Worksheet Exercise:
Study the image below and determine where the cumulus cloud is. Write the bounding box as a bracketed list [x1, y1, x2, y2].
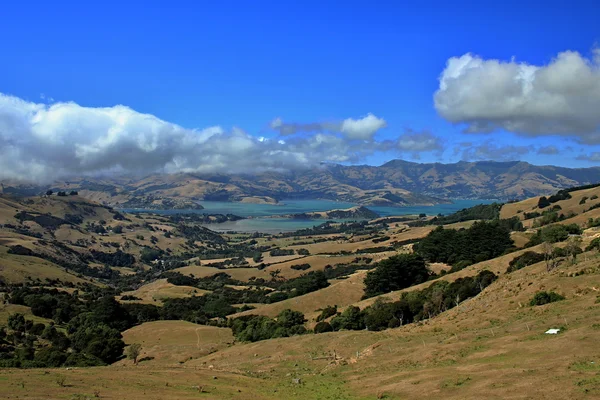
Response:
[269, 117, 338, 136]
[396, 129, 444, 153]
[459, 141, 533, 161]
[576, 152, 600, 162]
[0, 93, 401, 183]
[269, 113, 386, 140]
[434, 49, 600, 142]
[340, 113, 387, 140]
[537, 145, 560, 155]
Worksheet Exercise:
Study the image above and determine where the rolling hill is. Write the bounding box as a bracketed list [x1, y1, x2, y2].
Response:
[1, 185, 599, 399]
[4, 160, 600, 208]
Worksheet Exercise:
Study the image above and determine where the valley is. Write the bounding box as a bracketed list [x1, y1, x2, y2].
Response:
[0, 183, 599, 399]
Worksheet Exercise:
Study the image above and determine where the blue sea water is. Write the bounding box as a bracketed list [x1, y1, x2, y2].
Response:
[124, 199, 497, 233]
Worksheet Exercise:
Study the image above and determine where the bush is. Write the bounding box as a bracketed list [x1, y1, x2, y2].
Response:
[314, 321, 333, 334]
[316, 305, 337, 322]
[290, 263, 311, 271]
[269, 249, 294, 257]
[586, 237, 600, 251]
[507, 251, 545, 273]
[538, 196, 551, 208]
[330, 306, 365, 331]
[229, 309, 307, 342]
[530, 291, 565, 306]
[526, 224, 582, 247]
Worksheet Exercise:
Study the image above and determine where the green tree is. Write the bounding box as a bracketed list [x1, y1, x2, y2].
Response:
[8, 313, 26, 332]
[530, 291, 565, 306]
[538, 196, 551, 208]
[363, 254, 431, 298]
[313, 321, 333, 334]
[276, 309, 306, 328]
[126, 343, 142, 364]
[330, 306, 365, 331]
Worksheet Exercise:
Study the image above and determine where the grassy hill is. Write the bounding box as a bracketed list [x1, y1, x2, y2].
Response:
[6, 160, 600, 209]
[0, 188, 599, 399]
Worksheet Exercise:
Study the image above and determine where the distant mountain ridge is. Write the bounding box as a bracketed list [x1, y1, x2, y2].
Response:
[2, 160, 600, 207]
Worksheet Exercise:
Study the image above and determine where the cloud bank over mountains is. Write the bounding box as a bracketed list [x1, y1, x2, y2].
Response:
[1, 48, 598, 183]
[0, 93, 434, 182]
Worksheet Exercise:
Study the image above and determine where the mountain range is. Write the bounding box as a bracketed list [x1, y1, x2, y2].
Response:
[2, 160, 600, 208]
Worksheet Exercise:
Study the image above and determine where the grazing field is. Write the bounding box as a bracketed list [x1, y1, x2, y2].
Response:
[1, 190, 599, 399]
[119, 279, 210, 305]
[120, 321, 234, 365]
[0, 244, 88, 285]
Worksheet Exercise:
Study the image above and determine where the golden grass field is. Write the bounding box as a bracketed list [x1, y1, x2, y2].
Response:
[119, 279, 210, 305]
[2, 190, 600, 399]
[1, 250, 599, 399]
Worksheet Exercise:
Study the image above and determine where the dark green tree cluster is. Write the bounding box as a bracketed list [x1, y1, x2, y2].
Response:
[0, 292, 139, 368]
[290, 263, 311, 271]
[507, 251, 545, 273]
[525, 224, 582, 247]
[363, 254, 431, 298]
[277, 271, 329, 297]
[412, 203, 503, 226]
[91, 249, 135, 267]
[316, 305, 337, 322]
[269, 248, 295, 256]
[229, 309, 307, 342]
[413, 221, 514, 269]
[317, 270, 498, 333]
[529, 291, 565, 306]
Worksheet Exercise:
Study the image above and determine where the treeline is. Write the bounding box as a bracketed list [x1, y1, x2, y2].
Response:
[229, 270, 497, 342]
[413, 220, 515, 270]
[229, 310, 307, 342]
[525, 223, 582, 247]
[164, 269, 330, 304]
[1, 287, 155, 368]
[408, 203, 503, 227]
[167, 213, 245, 224]
[363, 254, 431, 298]
[537, 189, 571, 208]
[282, 220, 384, 238]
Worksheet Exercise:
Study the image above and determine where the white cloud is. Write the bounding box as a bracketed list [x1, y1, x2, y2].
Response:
[459, 141, 533, 161]
[576, 152, 600, 162]
[0, 93, 395, 183]
[269, 113, 387, 140]
[340, 113, 387, 140]
[537, 145, 560, 155]
[434, 49, 600, 142]
[396, 130, 443, 153]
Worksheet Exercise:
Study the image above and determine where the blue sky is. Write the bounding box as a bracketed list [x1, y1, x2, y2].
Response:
[1, 0, 599, 180]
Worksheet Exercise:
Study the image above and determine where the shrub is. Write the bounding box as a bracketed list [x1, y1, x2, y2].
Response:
[316, 305, 337, 322]
[530, 291, 565, 306]
[290, 263, 311, 271]
[538, 196, 551, 209]
[314, 321, 333, 334]
[269, 249, 294, 257]
[507, 251, 545, 273]
[330, 306, 365, 331]
[586, 237, 600, 251]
